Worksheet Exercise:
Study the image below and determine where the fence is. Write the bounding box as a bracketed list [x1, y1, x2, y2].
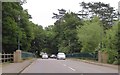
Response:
[0, 51, 36, 63]
[66, 53, 97, 60]
[22, 51, 36, 59]
[0, 53, 13, 63]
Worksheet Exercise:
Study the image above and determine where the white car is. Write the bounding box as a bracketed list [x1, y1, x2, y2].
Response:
[57, 53, 66, 60]
[42, 54, 48, 59]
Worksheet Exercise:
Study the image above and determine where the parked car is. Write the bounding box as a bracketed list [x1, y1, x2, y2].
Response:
[50, 54, 56, 58]
[42, 53, 48, 59]
[57, 52, 66, 60]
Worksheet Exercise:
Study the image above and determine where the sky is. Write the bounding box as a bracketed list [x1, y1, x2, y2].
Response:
[22, 0, 120, 28]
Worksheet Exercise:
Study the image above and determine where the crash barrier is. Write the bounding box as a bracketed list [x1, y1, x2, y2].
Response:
[22, 51, 36, 59]
[66, 52, 97, 60]
[0, 53, 13, 63]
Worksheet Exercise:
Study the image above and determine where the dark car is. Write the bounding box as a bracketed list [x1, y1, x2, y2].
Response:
[50, 54, 56, 58]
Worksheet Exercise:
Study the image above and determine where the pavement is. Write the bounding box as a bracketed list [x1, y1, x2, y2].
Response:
[1, 58, 36, 73]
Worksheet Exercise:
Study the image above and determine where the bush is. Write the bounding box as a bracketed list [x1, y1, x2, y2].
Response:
[113, 60, 118, 65]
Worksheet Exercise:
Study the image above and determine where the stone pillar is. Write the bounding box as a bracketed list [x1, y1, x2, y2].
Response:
[98, 51, 102, 63]
[102, 52, 108, 63]
[98, 51, 108, 63]
[14, 50, 22, 63]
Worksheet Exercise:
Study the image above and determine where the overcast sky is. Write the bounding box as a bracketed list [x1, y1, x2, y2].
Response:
[22, 0, 120, 28]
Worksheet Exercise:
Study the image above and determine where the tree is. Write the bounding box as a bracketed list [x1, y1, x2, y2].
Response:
[77, 17, 104, 53]
[102, 21, 119, 64]
[43, 25, 58, 54]
[30, 24, 45, 56]
[79, 2, 117, 30]
[53, 12, 83, 53]
[2, 2, 23, 53]
[2, 2, 35, 53]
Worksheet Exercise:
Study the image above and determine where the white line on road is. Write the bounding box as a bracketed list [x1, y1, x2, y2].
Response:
[68, 67, 76, 71]
[63, 64, 67, 66]
[62, 63, 76, 71]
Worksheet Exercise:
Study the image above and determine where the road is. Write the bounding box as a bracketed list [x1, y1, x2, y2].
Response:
[21, 58, 118, 73]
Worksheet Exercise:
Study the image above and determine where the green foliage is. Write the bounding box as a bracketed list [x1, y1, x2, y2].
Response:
[2, 2, 35, 53]
[77, 17, 104, 53]
[2, 2, 119, 64]
[2, 16, 21, 53]
[102, 21, 119, 64]
[80, 2, 117, 30]
[53, 12, 83, 53]
[43, 25, 58, 54]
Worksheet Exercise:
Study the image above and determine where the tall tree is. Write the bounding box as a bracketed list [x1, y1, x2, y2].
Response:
[2, 2, 35, 53]
[77, 17, 104, 53]
[53, 11, 83, 53]
[79, 2, 117, 30]
[101, 21, 119, 64]
[2, 2, 23, 53]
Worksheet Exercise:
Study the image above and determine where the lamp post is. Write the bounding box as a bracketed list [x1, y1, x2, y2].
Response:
[18, 15, 21, 50]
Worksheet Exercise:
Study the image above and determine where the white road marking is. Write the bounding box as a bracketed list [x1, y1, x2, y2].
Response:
[63, 64, 67, 66]
[62, 63, 76, 71]
[68, 67, 76, 71]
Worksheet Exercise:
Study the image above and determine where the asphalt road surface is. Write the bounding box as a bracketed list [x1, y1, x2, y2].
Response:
[21, 58, 118, 73]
